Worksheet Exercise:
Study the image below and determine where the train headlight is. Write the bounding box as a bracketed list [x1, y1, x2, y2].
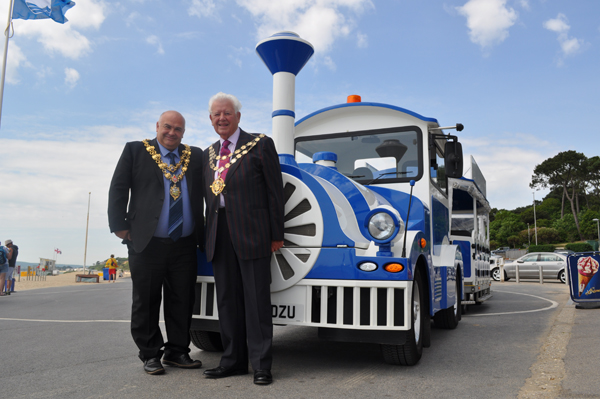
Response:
[365, 206, 403, 244]
[368, 212, 395, 240]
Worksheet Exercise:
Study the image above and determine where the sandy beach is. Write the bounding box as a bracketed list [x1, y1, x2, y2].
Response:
[10, 271, 131, 291]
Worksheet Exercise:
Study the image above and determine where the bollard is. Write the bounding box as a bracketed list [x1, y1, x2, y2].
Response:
[516, 263, 520, 283]
[539, 264, 544, 284]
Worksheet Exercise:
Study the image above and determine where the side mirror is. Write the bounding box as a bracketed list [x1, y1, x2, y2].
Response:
[444, 141, 463, 178]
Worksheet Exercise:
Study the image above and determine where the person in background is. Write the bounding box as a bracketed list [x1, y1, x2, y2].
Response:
[105, 254, 118, 283]
[0, 241, 10, 296]
[4, 240, 17, 294]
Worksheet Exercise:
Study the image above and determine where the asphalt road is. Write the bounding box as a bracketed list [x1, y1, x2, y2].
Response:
[1, 278, 598, 399]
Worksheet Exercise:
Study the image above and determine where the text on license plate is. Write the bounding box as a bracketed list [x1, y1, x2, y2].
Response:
[271, 304, 304, 322]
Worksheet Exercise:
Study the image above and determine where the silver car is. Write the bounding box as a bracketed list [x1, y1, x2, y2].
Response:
[493, 252, 567, 284]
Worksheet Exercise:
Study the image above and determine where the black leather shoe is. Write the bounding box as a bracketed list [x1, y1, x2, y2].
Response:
[203, 366, 248, 379]
[254, 369, 273, 385]
[162, 353, 202, 369]
[143, 357, 165, 375]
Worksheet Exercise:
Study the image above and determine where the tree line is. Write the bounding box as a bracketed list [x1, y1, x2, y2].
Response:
[490, 150, 600, 249]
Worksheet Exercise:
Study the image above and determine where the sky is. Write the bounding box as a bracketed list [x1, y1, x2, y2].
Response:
[0, 0, 598, 265]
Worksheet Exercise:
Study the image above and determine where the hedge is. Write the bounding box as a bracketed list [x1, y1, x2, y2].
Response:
[528, 244, 555, 253]
[565, 243, 594, 252]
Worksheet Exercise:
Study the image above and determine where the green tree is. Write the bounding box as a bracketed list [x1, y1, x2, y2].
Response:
[531, 151, 587, 240]
[490, 210, 526, 245]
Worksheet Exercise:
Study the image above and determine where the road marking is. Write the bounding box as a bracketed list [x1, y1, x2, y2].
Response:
[463, 290, 558, 317]
[0, 317, 164, 323]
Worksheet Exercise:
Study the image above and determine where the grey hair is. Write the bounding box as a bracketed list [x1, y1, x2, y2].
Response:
[208, 92, 242, 114]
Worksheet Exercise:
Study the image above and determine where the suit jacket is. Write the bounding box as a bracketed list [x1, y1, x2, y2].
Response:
[204, 129, 284, 261]
[108, 138, 204, 253]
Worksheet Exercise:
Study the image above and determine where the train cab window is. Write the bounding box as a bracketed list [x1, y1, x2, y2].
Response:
[295, 127, 423, 185]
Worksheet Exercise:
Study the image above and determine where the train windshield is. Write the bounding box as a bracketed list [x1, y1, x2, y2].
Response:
[295, 126, 423, 184]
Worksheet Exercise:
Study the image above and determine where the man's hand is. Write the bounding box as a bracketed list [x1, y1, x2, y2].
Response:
[271, 240, 284, 252]
[115, 230, 131, 241]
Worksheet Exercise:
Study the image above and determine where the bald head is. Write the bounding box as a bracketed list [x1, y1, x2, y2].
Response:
[156, 110, 185, 150]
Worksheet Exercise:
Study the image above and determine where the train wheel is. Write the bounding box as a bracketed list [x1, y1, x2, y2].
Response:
[381, 268, 424, 366]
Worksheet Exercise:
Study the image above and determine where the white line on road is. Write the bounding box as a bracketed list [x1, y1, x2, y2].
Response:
[0, 317, 164, 323]
[464, 290, 559, 317]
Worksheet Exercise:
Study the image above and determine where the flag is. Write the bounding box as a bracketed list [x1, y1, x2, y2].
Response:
[55, 248, 62, 254]
[12, 0, 76, 24]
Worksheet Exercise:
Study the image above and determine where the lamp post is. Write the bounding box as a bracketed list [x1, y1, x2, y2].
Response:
[593, 218, 600, 249]
[533, 192, 538, 245]
[83, 192, 91, 274]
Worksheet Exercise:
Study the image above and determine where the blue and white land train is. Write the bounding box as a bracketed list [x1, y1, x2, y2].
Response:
[192, 32, 492, 365]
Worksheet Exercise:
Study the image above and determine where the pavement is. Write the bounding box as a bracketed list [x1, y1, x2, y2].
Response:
[1, 277, 599, 399]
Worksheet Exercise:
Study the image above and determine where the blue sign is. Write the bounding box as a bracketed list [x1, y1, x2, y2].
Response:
[567, 252, 600, 302]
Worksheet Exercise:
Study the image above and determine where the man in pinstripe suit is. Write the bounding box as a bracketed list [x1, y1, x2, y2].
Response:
[202, 93, 284, 385]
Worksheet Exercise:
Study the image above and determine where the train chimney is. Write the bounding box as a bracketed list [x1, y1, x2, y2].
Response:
[256, 32, 314, 164]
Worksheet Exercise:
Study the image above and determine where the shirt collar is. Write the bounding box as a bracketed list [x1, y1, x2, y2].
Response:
[156, 140, 179, 159]
[220, 128, 240, 149]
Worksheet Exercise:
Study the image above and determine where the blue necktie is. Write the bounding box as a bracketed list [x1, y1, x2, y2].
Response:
[166, 152, 183, 241]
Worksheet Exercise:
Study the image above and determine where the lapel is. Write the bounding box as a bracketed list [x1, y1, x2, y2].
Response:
[225, 129, 253, 184]
[148, 138, 164, 186]
[178, 143, 191, 192]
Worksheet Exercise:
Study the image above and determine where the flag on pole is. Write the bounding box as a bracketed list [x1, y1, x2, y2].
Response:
[12, 0, 76, 24]
[55, 248, 62, 254]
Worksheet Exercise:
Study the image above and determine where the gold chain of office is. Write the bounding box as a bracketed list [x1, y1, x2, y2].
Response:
[209, 134, 265, 196]
[143, 139, 191, 201]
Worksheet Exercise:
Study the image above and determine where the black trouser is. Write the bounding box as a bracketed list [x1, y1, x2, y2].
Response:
[213, 210, 273, 371]
[128, 235, 197, 360]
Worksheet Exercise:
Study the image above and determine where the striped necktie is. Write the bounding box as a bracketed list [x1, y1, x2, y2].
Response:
[218, 140, 231, 181]
[166, 152, 183, 241]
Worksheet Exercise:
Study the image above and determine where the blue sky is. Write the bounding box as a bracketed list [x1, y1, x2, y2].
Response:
[0, 0, 598, 265]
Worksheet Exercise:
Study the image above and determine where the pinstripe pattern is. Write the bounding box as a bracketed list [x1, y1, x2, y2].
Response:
[204, 130, 284, 261]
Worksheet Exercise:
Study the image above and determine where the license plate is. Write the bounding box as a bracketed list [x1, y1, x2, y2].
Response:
[271, 304, 304, 323]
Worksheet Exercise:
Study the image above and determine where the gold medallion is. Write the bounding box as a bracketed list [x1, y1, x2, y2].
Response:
[170, 185, 181, 200]
[210, 177, 225, 196]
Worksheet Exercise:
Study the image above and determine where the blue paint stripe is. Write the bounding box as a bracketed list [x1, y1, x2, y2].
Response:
[295, 102, 438, 126]
[272, 109, 295, 118]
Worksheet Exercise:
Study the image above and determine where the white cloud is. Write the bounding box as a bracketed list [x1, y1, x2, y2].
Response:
[544, 14, 583, 59]
[356, 32, 367, 48]
[456, 0, 518, 49]
[462, 133, 553, 210]
[188, 0, 218, 18]
[6, 44, 29, 84]
[188, 0, 373, 65]
[146, 35, 165, 54]
[4, 0, 105, 64]
[67, 0, 107, 30]
[518, 0, 530, 11]
[64, 67, 80, 88]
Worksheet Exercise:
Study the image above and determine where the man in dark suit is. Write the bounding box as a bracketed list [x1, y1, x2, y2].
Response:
[108, 110, 204, 375]
[202, 93, 284, 385]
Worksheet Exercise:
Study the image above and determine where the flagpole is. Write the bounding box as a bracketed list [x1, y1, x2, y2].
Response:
[0, 0, 15, 128]
[83, 192, 91, 274]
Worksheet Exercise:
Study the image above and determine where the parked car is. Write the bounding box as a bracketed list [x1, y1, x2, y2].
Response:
[491, 246, 510, 257]
[554, 249, 575, 256]
[499, 252, 567, 283]
[490, 255, 504, 281]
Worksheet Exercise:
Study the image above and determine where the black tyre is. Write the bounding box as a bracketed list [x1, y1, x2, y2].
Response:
[492, 267, 501, 281]
[381, 268, 425, 366]
[190, 330, 223, 352]
[433, 271, 461, 329]
[559, 270, 566, 284]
